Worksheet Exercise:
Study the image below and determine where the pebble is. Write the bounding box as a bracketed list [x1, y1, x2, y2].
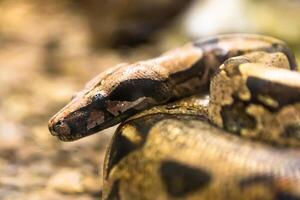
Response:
[48, 168, 85, 194]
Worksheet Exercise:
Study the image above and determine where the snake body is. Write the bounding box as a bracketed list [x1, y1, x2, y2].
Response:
[104, 99, 300, 200]
[48, 34, 300, 199]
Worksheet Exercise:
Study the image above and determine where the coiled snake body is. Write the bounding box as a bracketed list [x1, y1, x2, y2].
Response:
[48, 34, 300, 200]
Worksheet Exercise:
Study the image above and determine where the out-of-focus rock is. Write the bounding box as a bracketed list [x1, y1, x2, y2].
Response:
[246, 0, 300, 65]
[82, 176, 101, 194]
[182, 0, 300, 65]
[246, 0, 300, 46]
[0, 116, 25, 150]
[183, 0, 251, 38]
[48, 168, 85, 193]
[75, 0, 194, 47]
[48, 168, 101, 194]
[183, 0, 300, 46]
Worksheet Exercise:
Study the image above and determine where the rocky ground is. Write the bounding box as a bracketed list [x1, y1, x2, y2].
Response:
[0, 1, 181, 200]
[0, 1, 299, 200]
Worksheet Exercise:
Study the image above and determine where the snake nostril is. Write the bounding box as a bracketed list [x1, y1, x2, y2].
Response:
[52, 120, 71, 136]
[49, 123, 59, 136]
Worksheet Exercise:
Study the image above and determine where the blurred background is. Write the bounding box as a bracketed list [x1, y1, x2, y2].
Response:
[0, 0, 299, 199]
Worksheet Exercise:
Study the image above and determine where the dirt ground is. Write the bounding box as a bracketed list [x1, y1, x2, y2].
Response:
[0, 1, 299, 200]
[0, 1, 181, 200]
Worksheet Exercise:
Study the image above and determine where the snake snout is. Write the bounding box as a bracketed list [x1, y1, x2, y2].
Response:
[48, 119, 71, 137]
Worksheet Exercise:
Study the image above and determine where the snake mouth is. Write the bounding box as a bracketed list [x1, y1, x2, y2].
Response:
[48, 128, 80, 142]
[55, 108, 138, 141]
[48, 118, 87, 141]
[57, 133, 85, 141]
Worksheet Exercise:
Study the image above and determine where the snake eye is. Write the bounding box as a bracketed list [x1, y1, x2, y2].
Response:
[92, 93, 105, 102]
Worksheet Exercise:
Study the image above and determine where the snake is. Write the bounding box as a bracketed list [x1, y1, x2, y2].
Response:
[48, 34, 300, 200]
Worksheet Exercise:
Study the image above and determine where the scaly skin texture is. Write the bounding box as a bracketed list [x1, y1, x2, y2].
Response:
[103, 54, 300, 200]
[209, 52, 300, 146]
[103, 118, 300, 200]
[48, 34, 296, 141]
[47, 34, 300, 199]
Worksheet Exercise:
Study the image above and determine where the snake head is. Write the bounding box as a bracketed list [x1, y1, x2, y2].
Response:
[48, 66, 122, 141]
[48, 87, 109, 141]
[48, 68, 169, 141]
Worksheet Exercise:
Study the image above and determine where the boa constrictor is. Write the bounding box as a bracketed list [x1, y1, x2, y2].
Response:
[48, 34, 300, 200]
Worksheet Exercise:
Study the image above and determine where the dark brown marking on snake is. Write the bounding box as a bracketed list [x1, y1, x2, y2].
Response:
[223, 56, 250, 76]
[194, 38, 232, 69]
[276, 192, 300, 200]
[246, 77, 300, 112]
[107, 180, 121, 200]
[106, 114, 205, 177]
[193, 37, 219, 48]
[194, 35, 297, 69]
[239, 175, 274, 189]
[271, 43, 298, 70]
[50, 94, 106, 140]
[105, 116, 163, 178]
[239, 176, 300, 200]
[108, 79, 170, 102]
[130, 116, 161, 138]
[169, 55, 208, 86]
[221, 99, 256, 134]
[105, 133, 139, 179]
[283, 124, 300, 140]
[160, 160, 211, 197]
[51, 93, 142, 141]
[59, 109, 89, 138]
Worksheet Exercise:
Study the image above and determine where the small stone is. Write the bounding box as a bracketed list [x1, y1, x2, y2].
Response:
[0, 116, 24, 150]
[48, 168, 84, 194]
[82, 176, 101, 193]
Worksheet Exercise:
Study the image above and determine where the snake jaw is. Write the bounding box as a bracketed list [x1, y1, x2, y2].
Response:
[48, 91, 103, 141]
[49, 120, 71, 136]
[48, 90, 145, 141]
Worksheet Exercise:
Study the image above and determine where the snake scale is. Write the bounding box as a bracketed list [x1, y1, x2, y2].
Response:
[48, 34, 300, 200]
